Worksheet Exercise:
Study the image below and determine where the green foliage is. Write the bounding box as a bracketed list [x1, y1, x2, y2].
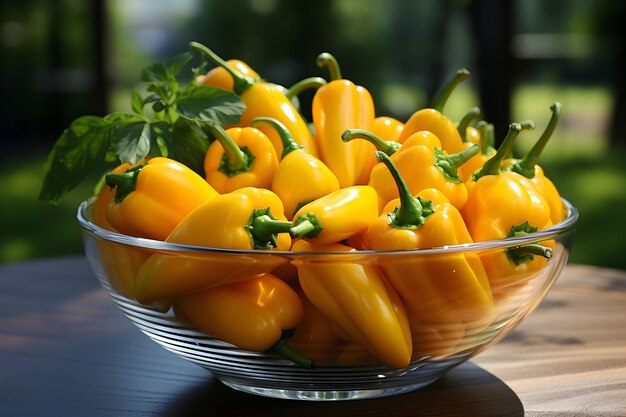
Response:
[38, 48, 245, 204]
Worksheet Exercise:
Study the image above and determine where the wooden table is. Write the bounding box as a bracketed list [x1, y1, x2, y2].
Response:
[1, 257, 625, 416]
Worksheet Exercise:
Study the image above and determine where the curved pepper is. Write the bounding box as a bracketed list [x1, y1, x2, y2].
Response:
[505, 102, 564, 224]
[104, 157, 219, 241]
[343, 129, 479, 212]
[292, 240, 413, 368]
[203, 124, 278, 193]
[398, 69, 470, 154]
[252, 117, 339, 219]
[290, 185, 379, 244]
[312, 52, 376, 187]
[365, 152, 494, 357]
[462, 123, 554, 295]
[197, 59, 260, 90]
[190, 42, 318, 158]
[174, 273, 312, 367]
[290, 285, 347, 364]
[134, 187, 292, 304]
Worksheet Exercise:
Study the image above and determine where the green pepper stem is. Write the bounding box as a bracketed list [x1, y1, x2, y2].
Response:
[252, 117, 303, 159]
[375, 151, 434, 229]
[457, 107, 482, 142]
[513, 102, 562, 178]
[268, 334, 314, 368]
[431, 68, 470, 113]
[473, 123, 522, 180]
[105, 168, 142, 203]
[513, 243, 553, 259]
[477, 121, 495, 155]
[341, 128, 401, 156]
[285, 77, 327, 101]
[249, 215, 292, 245]
[206, 124, 252, 175]
[519, 120, 536, 131]
[316, 52, 342, 81]
[436, 144, 480, 183]
[189, 41, 255, 95]
[290, 213, 323, 238]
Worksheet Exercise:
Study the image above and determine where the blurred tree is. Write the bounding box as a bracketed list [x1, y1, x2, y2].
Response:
[1, 0, 109, 150]
[468, 0, 514, 147]
[590, 0, 625, 150]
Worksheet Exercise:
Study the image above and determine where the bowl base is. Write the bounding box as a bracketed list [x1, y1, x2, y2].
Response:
[218, 376, 440, 401]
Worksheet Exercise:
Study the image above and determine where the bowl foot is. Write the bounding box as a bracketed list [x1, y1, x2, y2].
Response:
[218, 376, 440, 401]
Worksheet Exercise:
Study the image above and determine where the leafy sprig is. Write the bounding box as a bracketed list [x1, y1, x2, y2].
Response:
[40, 50, 245, 203]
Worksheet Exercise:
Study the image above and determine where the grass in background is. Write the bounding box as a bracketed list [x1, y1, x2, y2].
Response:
[0, 155, 93, 262]
[1, 84, 625, 270]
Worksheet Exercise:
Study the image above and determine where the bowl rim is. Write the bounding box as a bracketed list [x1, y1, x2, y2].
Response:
[77, 198, 578, 257]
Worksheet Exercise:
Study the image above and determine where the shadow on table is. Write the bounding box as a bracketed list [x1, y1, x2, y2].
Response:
[162, 362, 524, 417]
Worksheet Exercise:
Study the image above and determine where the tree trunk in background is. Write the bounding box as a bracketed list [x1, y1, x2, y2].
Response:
[469, 0, 514, 148]
[608, 21, 625, 150]
[93, 0, 109, 116]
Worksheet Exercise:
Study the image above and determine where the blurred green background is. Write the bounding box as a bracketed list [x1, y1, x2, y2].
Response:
[1, 0, 625, 270]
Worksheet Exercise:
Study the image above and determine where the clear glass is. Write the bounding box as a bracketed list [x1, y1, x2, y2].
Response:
[77, 198, 578, 401]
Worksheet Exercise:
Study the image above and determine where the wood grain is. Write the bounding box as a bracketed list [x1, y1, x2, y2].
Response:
[1, 257, 625, 416]
[473, 265, 626, 416]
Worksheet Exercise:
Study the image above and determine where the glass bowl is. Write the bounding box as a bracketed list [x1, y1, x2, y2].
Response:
[77, 198, 578, 401]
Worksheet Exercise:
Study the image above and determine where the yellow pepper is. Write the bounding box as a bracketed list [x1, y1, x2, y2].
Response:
[174, 273, 312, 367]
[252, 117, 339, 219]
[190, 42, 318, 158]
[312, 53, 376, 187]
[371, 116, 404, 142]
[203, 124, 278, 193]
[92, 162, 133, 231]
[365, 152, 494, 356]
[91, 162, 151, 300]
[343, 128, 479, 212]
[505, 102, 565, 224]
[398, 69, 469, 154]
[196, 59, 260, 90]
[292, 240, 413, 368]
[104, 157, 219, 241]
[290, 286, 346, 364]
[462, 123, 554, 294]
[290, 185, 379, 244]
[134, 187, 292, 304]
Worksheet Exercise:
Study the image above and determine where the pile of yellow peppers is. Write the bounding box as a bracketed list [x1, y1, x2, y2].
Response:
[92, 41, 565, 369]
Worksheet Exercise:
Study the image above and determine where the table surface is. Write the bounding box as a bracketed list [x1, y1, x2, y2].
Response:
[1, 257, 625, 417]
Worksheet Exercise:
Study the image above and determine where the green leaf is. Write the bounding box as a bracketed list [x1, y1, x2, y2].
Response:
[143, 94, 162, 104]
[112, 122, 152, 164]
[149, 121, 173, 158]
[105, 113, 153, 164]
[141, 52, 193, 84]
[175, 85, 245, 126]
[131, 91, 144, 115]
[39, 116, 113, 203]
[162, 118, 211, 177]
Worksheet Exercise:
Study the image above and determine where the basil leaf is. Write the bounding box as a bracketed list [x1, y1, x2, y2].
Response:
[175, 85, 245, 126]
[141, 52, 193, 84]
[39, 116, 113, 203]
[149, 121, 173, 158]
[163, 118, 211, 177]
[112, 122, 152, 164]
